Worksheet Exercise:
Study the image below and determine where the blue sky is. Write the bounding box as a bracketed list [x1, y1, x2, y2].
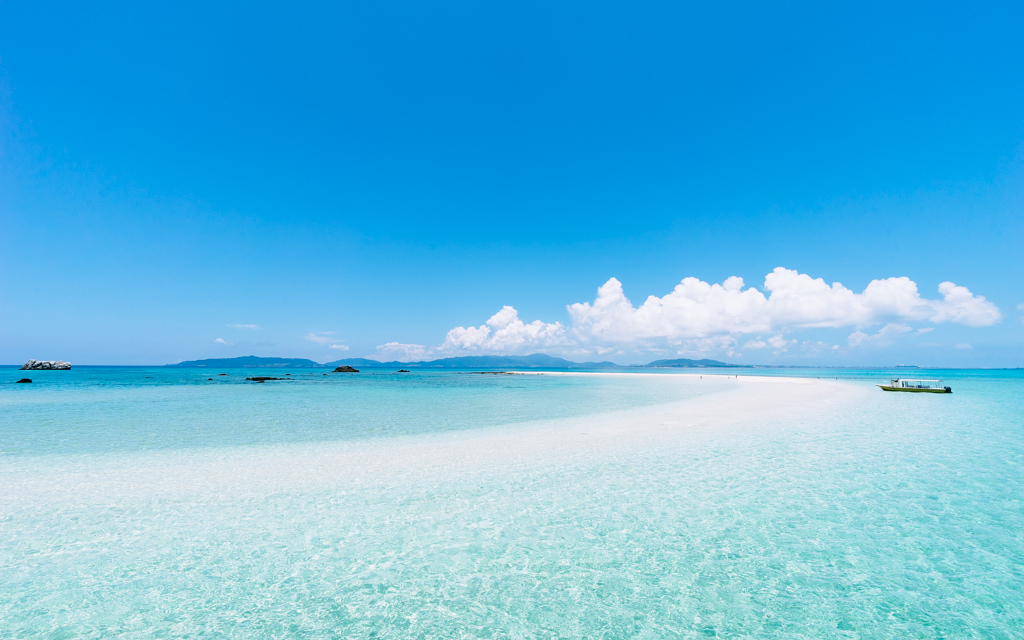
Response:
[2, 1, 1022, 366]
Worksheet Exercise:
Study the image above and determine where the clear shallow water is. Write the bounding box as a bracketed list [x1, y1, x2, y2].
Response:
[1, 367, 1022, 638]
[0, 367, 720, 456]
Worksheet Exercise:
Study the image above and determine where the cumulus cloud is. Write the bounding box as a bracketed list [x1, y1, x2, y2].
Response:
[441, 306, 565, 353]
[383, 268, 1000, 358]
[214, 337, 233, 346]
[569, 275, 769, 341]
[567, 268, 1000, 345]
[228, 324, 260, 330]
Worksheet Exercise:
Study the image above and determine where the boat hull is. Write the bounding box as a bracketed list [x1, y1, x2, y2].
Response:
[877, 385, 951, 393]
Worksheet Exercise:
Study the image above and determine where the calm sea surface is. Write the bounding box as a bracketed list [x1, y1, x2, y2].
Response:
[1, 366, 1022, 638]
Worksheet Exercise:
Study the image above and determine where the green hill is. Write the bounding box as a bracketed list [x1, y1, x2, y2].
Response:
[325, 353, 619, 369]
[167, 353, 744, 369]
[645, 358, 742, 368]
[167, 356, 323, 368]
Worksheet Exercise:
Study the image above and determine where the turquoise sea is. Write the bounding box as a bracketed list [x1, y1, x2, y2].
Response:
[1, 366, 1022, 638]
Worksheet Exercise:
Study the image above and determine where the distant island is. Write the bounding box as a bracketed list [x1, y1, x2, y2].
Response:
[646, 358, 742, 368]
[167, 353, 746, 369]
[167, 356, 323, 368]
[326, 353, 622, 369]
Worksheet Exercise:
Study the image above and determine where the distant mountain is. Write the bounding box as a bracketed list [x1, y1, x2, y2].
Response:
[325, 353, 621, 369]
[319, 358, 396, 367]
[167, 356, 323, 368]
[645, 358, 744, 368]
[167, 353, 743, 370]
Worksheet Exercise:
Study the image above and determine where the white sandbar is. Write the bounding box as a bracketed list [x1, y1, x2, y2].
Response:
[2, 373, 866, 506]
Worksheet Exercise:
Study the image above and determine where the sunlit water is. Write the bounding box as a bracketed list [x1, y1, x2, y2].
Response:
[1, 366, 1022, 638]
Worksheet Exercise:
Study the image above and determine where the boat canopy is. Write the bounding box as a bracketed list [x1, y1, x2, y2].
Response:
[889, 378, 945, 389]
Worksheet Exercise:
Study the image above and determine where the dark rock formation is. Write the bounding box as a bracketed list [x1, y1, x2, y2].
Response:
[20, 359, 71, 370]
[16, 378, 32, 383]
[246, 376, 285, 382]
[397, 369, 410, 373]
[332, 366, 359, 373]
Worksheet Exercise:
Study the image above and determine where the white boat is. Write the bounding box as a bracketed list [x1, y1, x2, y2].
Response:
[877, 378, 951, 394]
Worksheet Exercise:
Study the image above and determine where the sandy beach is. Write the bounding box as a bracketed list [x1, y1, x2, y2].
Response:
[4, 373, 865, 503]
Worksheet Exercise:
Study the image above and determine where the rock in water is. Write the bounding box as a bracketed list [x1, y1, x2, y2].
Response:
[20, 359, 72, 370]
[16, 378, 32, 383]
[332, 366, 359, 373]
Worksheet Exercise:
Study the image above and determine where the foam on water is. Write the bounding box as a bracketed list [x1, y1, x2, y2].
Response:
[1, 369, 1022, 638]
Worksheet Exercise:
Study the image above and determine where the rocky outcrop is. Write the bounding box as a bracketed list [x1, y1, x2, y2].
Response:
[246, 376, 285, 382]
[20, 360, 71, 370]
[332, 366, 359, 373]
[16, 378, 32, 383]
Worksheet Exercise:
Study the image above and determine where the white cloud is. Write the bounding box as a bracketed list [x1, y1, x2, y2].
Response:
[376, 342, 432, 361]
[568, 275, 770, 342]
[213, 337, 233, 346]
[441, 306, 565, 353]
[927, 282, 1002, 326]
[305, 332, 349, 350]
[567, 268, 1000, 345]
[386, 267, 1000, 358]
[304, 332, 335, 344]
[768, 335, 792, 350]
[228, 324, 260, 330]
[741, 335, 790, 351]
[800, 340, 840, 354]
[848, 323, 913, 348]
